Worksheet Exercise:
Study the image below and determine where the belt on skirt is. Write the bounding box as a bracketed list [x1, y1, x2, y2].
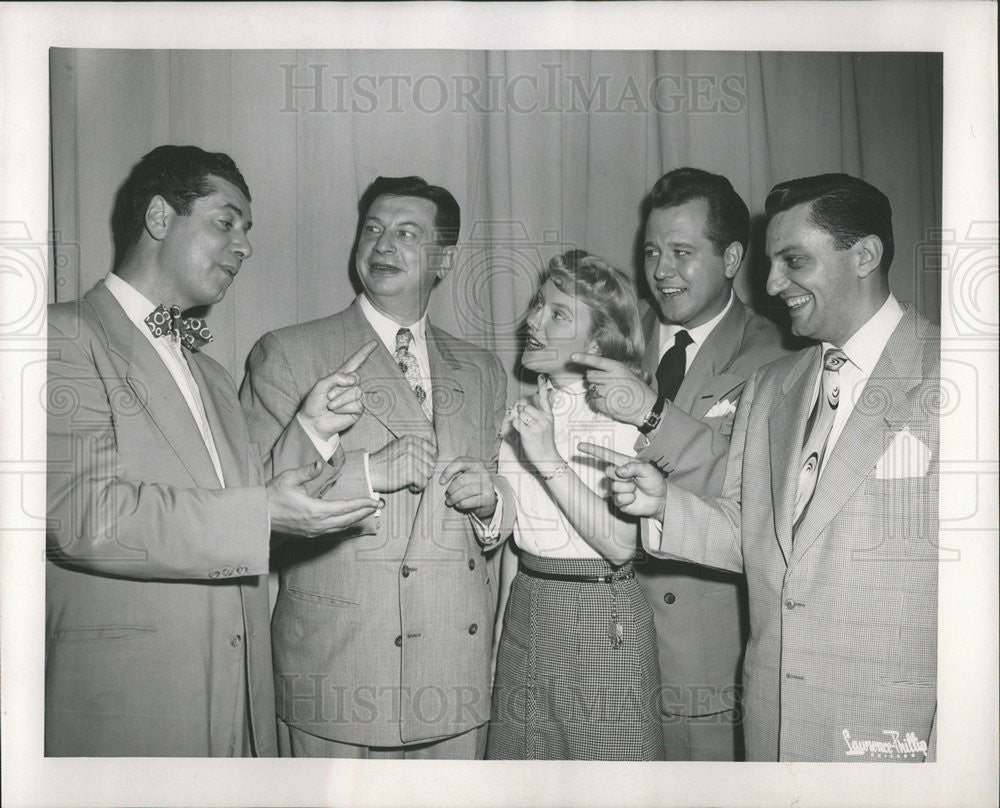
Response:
[517, 564, 635, 585]
[516, 555, 634, 647]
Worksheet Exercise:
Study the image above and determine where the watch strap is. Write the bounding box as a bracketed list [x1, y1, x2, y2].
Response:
[638, 395, 667, 435]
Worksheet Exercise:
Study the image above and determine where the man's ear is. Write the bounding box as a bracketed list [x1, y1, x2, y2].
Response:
[854, 234, 883, 279]
[144, 196, 172, 241]
[723, 242, 744, 280]
[435, 245, 457, 280]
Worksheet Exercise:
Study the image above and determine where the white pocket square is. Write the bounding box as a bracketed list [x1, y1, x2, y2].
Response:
[705, 398, 737, 419]
[873, 427, 931, 479]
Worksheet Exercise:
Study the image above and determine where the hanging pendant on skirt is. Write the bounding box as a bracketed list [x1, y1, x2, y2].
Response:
[608, 616, 624, 648]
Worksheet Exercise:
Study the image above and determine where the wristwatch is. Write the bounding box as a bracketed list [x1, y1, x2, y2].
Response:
[638, 395, 667, 435]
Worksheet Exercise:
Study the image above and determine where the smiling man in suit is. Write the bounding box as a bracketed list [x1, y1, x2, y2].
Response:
[584, 173, 939, 762]
[573, 168, 791, 760]
[241, 175, 514, 759]
[46, 145, 380, 756]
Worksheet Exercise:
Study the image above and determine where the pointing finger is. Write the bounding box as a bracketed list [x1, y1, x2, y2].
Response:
[536, 375, 551, 415]
[337, 340, 379, 375]
[570, 352, 617, 372]
[576, 441, 634, 466]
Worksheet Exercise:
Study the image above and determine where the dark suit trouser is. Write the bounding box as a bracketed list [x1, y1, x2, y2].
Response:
[277, 718, 488, 759]
[662, 708, 744, 761]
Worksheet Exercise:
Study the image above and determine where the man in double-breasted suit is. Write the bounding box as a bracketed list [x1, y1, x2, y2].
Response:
[46, 146, 379, 756]
[241, 175, 514, 759]
[574, 168, 791, 760]
[586, 173, 938, 762]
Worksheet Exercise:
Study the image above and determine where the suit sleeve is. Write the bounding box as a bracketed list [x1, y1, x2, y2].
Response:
[643, 371, 755, 573]
[636, 393, 739, 495]
[46, 318, 270, 581]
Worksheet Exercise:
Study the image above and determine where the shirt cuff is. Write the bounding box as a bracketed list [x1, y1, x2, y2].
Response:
[469, 487, 504, 547]
[643, 517, 665, 554]
[362, 452, 378, 499]
[296, 412, 340, 461]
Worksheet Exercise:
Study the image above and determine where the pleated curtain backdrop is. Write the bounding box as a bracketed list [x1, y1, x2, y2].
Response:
[49, 49, 942, 386]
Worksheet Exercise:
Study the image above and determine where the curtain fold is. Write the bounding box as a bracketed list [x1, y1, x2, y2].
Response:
[50, 49, 942, 385]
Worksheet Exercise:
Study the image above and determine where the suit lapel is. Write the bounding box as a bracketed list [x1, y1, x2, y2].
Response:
[187, 354, 246, 487]
[426, 325, 467, 464]
[640, 306, 662, 379]
[88, 283, 220, 488]
[790, 310, 921, 562]
[768, 346, 822, 564]
[674, 300, 748, 417]
[346, 301, 435, 443]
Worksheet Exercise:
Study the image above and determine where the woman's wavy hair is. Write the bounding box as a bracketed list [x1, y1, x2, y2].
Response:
[533, 249, 645, 376]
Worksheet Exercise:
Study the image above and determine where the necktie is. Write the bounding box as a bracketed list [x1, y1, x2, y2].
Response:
[395, 327, 431, 419]
[144, 304, 213, 351]
[655, 329, 693, 401]
[793, 347, 848, 529]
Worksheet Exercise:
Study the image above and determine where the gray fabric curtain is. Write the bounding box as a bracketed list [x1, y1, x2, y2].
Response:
[50, 49, 942, 384]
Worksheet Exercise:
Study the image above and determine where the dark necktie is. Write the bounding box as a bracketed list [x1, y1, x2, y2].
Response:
[655, 329, 693, 401]
[793, 347, 849, 529]
[144, 304, 213, 351]
[394, 327, 431, 419]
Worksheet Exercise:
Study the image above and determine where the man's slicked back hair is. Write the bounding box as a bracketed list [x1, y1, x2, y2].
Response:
[111, 145, 250, 270]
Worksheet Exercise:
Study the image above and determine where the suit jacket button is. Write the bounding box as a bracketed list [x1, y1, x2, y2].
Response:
[209, 570, 220, 579]
[663, 592, 676, 604]
[230, 634, 242, 648]
[401, 565, 411, 578]
[468, 623, 478, 635]
[468, 558, 476, 571]
[236, 566, 248, 575]
[785, 599, 796, 609]
[222, 567, 234, 577]
[394, 635, 402, 647]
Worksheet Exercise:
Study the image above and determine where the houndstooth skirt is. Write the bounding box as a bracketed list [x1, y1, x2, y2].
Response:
[486, 552, 665, 760]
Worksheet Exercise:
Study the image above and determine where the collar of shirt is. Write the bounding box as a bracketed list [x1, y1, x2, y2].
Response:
[358, 293, 429, 356]
[823, 293, 905, 375]
[104, 272, 180, 349]
[657, 288, 734, 360]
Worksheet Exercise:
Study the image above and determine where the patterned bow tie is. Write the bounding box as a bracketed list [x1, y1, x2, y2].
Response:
[144, 304, 213, 351]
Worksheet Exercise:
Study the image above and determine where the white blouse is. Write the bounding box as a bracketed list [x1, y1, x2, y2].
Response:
[499, 381, 641, 559]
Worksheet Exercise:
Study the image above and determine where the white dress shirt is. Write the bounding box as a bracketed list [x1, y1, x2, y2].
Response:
[813, 293, 905, 473]
[104, 272, 225, 486]
[656, 289, 734, 372]
[500, 381, 640, 559]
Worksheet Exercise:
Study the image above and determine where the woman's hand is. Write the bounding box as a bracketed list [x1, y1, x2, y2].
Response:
[509, 375, 563, 471]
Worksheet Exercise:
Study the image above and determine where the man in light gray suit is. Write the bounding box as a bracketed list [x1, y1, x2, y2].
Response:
[584, 173, 938, 762]
[46, 145, 379, 757]
[241, 175, 514, 759]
